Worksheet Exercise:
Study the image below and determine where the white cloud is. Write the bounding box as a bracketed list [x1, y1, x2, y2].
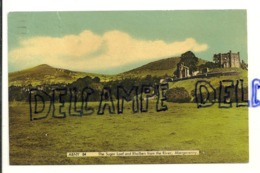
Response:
[9, 30, 208, 72]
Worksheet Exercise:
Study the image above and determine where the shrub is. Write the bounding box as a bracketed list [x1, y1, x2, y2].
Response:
[166, 87, 191, 103]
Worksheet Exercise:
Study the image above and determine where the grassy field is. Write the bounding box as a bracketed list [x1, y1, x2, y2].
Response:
[9, 101, 248, 165]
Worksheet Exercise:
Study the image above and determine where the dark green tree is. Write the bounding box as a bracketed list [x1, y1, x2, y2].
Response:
[174, 51, 199, 76]
[93, 76, 101, 83]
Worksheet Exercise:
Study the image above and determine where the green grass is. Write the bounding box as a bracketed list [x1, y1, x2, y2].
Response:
[9, 101, 248, 165]
[169, 68, 248, 95]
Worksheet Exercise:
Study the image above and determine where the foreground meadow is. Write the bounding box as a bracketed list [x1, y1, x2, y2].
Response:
[9, 101, 248, 164]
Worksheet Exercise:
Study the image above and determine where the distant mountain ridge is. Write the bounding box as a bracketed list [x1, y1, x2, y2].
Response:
[9, 64, 107, 86]
[9, 56, 207, 86]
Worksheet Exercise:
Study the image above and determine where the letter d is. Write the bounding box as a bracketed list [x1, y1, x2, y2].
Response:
[29, 89, 52, 121]
[195, 80, 216, 108]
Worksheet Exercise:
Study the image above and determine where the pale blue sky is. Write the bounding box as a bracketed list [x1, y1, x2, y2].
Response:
[8, 10, 247, 74]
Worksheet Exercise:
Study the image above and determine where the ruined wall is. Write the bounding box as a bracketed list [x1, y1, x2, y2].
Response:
[230, 53, 240, 68]
[213, 51, 240, 68]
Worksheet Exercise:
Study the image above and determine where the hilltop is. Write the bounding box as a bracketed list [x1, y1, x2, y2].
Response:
[9, 64, 111, 86]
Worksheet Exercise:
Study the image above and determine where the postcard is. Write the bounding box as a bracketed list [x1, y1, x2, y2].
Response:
[8, 10, 248, 165]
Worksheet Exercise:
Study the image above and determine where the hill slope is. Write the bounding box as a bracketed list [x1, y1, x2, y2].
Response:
[118, 57, 207, 79]
[9, 55, 207, 86]
[168, 67, 248, 100]
[9, 64, 110, 86]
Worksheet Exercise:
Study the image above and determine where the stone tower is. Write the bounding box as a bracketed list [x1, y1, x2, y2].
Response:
[213, 50, 240, 68]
